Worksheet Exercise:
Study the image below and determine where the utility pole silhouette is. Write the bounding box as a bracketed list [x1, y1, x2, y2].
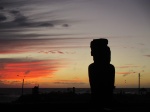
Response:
[22, 79, 24, 96]
[138, 73, 140, 94]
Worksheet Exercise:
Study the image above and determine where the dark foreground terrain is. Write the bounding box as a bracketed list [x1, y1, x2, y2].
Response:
[0, 92, 150, 112]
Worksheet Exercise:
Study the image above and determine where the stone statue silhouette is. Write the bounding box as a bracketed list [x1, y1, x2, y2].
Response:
[88, 38, 115, 109]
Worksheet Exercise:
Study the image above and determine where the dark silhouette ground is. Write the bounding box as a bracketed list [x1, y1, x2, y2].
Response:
[0, 92, 150, 112]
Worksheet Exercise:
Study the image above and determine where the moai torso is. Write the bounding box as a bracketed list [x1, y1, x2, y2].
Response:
[88, 38, 115, 97]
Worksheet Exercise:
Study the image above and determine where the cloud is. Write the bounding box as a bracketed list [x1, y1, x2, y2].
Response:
[24, 70, 30, 75]
[62, 24, 69, 27]
[9, 10, 20, 14]
[0, 0, 75, 41]
[53, 79, 85, 85]
[116, 72, 134, 77]
[116, 68, 138, 76]
[0, 0, 73, 29]
[116, 65, 140, 68]
[0, 14, 7, 22]
[54, 82, 85, 85]
[0, 8, 68, 29]
[0, 38, 89, 54]
[38, 50, 64, 54]
[39, 22, 54, 27]
[0, 57, 68, 79]
[0, 6, 4, 10]
[116, 72, 132, 74]
[0, 0, 88, 56]
[0, 32, 72, 39]
[144, 55, 150, 57]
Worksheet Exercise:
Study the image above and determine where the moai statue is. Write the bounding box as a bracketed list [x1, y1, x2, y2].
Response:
[88, 38, 115, 109]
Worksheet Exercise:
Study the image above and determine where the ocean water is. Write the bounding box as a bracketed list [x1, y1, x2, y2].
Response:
[0, 88, 149, 103]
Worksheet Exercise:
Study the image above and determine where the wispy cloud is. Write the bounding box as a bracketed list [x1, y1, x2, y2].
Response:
[143, 55, 150, 57]
[54, 80, 85, 85]
[54, 82, 85, 85]
[116, 65, 140, 68]
[0, 0, 91, 58]
[116, 72, 135, 77]
[0, 0, 69, 29]
[0, 0, 75, 41]
[116, 64, 141, 76]
[53, 78, 86, 85]
[0, 38, 89, 54]
[0, 57, 68, 79]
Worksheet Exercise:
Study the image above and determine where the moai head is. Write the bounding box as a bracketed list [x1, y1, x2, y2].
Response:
[90, 38, 111, 64]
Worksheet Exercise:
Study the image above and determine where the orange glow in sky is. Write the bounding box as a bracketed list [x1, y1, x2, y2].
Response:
[0, 0, 150, 88]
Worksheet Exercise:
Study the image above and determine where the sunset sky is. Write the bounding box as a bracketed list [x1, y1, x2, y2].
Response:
[0, 0, 150, 88]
